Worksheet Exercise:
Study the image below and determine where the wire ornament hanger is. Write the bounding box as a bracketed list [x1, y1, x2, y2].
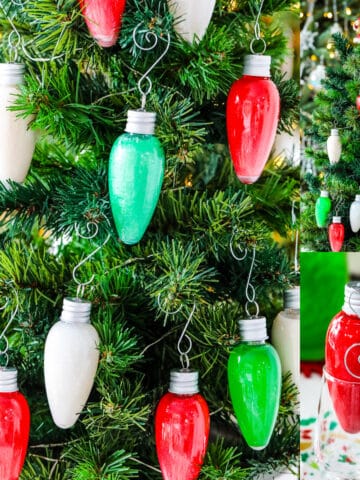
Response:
[132, 22, 171, 110]
[73, 221, 110, 298]
[0, 282, 19, 368]
[0, 1, 65, 63]
[250, 0, 266, 55]
[292, 201, 300, 274]
[230, 237, 260, 318]
[177, 303, 196, 370]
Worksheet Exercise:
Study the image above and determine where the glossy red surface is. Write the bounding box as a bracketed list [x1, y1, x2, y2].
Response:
[0, 391, 30, 480]
[326, 310, 360, 433]
[78, 0, 126, 47]
[226, 75, 280, 184]
[328, 222, 344, 252]
[155, 392, 210, 480]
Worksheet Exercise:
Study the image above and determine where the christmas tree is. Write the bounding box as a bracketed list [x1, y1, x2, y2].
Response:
[0, 0, 299, 478]
[301, 33, 360, 252]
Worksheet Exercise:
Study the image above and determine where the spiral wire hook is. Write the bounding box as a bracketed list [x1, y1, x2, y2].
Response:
[244, 245, 260, 318]
[177, 303, 196, 369]
[0, 283, 19, 367]
[73, 221, 110, 298]
[132, 22, 171, 110]
[250, 0, 267, 54]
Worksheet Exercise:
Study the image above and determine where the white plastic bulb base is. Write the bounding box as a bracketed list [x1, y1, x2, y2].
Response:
[320, 190, 329, 198]
[125, 110, 156, 135]
[332, 216, 342, 224]
[343, 281, 360, 317]
[350, 195, 360, 233]
[243, 54, 271, 77]
[0, 367, 18, 392]
[166, 0, 216, 43]
[44, 297, 100, 429]
[238, 317, 269, 342]
[327, 129, 342, 164]
[284, 286, 300, 310]
[169, 369, 199, 395]
[0, 62, 36, 183]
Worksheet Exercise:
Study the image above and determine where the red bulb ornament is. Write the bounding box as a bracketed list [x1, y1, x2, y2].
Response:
[0, 368, 30, 480]
[155, 369, 210, 480]
[78, 0, 126, 47]
[226, 54, 280, 184]
[328, 216, 344, 252]
[326, 282, 360, 433]
[356, 94, 360, 112]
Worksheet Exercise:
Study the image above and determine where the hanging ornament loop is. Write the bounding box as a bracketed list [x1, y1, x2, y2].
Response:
[177, 303, 196, 369]
[132, 22, 171, 110]
[0, 282, 19, 367]
[157, 292, 183, 326]
[8, 30, 20, 63]
[250, 0, 266, 54]
[245, 245, 260, 318]
[292, 201, 300, 274]
[73, 221, 110, 298]
[229, 231, 248, 261]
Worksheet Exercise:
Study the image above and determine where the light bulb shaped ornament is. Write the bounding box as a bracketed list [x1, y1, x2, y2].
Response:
[44, 297, 100, 429]
[0, 368, 30, 480]
[315, 190, 332, 228]
[109, 110, 165, 245]
[0, 63, 36, 184]
[271, 287, 300, 391]
[228, 317, 281, 450]
[327, 129, 342, 164]
[78, 0, 127, 47]
[325, 282, 360, 433]
[155, 369, 210, 480]
[350, 194, 360, 233]
[328, 216, 344, 252]
[356, 94, 360, 112]
[166, 0, 216, 43]
[226, 54, 280, 184]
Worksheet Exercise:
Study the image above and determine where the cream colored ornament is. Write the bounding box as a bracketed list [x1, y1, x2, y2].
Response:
[350, 194, 360, 233]
[272, 287, 300, 391]
[167, 0, 216, 43]
[44, 298, 100, 429]
[326, 128, 342, 164]
[0, 63, 36, 184]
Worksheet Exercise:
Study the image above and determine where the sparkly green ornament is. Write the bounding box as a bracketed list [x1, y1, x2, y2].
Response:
[109, 110, 165, 245]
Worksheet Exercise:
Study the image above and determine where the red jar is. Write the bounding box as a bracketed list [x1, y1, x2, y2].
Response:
[328, 216, 344, 252]
[326, 282, 360, 433]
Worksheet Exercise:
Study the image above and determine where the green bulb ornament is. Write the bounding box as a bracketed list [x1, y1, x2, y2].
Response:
[108, 110, 165, 245]
[315, 190, 332, 228]
[228, 317, 281, 450]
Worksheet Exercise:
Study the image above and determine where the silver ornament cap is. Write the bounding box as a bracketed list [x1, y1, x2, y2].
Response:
[332, 216, 342, 223]
[0, 63, 25, 85]
[284, 286, 300, 310]
[243, 54, 271, 77]
[330, 128, 339, 136]
[239, 317, 268, 342]
[320, 190, 329, 197]
[0, 367, 18, 392]
[60, 297, 92, 324]
[343, 281, 360, 317]
[125, 110, 156, 135]
[355, 194, 360, 202]
[169, 369, 199, 395]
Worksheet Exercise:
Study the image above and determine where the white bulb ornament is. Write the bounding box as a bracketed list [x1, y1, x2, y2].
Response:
[167, 0, 216, 43]
[350, 194, 360, 233]
[327, 129, 342, 164]
[0, 63, 36, 184]
[44, 298, 100, 429]
[271, 287, 300, 392]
